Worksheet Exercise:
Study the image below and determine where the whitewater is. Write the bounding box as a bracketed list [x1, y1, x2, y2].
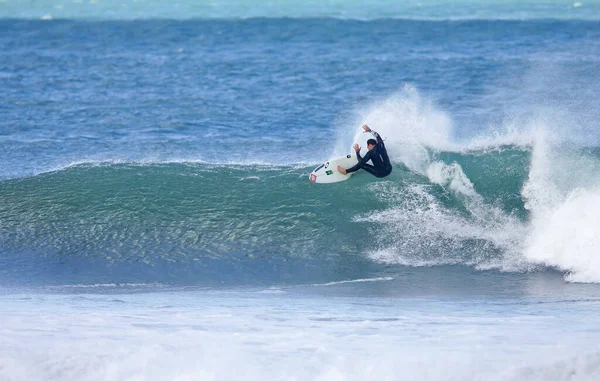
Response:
[2, 6, 600, 381]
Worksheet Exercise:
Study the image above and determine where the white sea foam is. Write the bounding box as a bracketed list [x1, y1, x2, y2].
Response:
[522, 136, 600, 282]
[2, 291, 600, 381]
[358, 183, 527, 271]
[426, 161, 478, 198]
[0, 158, 303, 181]
[257, 287, 286, 294]
[310, 277, 394, 287]
[507, 352, 600, 381]
[525, 188, 600, 283]
[44, 282, 162, 290]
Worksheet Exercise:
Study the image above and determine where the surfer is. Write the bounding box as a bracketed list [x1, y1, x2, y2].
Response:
[338, 124, 392, 178]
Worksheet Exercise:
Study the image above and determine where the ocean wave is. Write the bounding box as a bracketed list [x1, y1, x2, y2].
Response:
[3, 126, 600, 284]
[4, 76, 600, 283]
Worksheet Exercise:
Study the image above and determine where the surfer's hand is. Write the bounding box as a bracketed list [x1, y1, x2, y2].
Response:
[353, 144, 361, 152]
[362, 124, 371, 133]
[337, 165, 347, 175]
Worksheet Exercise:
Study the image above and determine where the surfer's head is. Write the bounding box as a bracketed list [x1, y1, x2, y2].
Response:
[367, 139, 377, 150]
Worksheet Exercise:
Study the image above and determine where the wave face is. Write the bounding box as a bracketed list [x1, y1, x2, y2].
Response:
[1, 0, 599, 20]
[0, 162, 385, 285]
[4, 140, 600, 285]
[0, 145, 542, 286]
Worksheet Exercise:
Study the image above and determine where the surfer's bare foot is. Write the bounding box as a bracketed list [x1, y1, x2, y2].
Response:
[337, 165, 347, 175]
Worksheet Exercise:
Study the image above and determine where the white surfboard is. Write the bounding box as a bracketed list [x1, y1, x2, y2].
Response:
[309, 154, 358, 184]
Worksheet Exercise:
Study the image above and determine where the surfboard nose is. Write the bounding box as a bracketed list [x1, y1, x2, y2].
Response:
[309, 154, 357, 184]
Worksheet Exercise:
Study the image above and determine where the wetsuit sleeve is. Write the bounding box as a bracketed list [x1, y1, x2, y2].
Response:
[371, 130, 384, 145]
[346, 150, 372, 174]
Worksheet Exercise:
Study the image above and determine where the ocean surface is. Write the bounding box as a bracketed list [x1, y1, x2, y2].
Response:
[2, 1, 600, 380]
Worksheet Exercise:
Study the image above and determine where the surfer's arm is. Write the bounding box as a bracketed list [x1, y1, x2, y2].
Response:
[360, 150, 373, 164]
[370, 130, 384, 144]
[363, 124, 384, 145]
[353, 143, 363, 161]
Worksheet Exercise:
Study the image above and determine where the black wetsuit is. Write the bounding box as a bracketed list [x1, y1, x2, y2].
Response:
[345, 130, 392, 178]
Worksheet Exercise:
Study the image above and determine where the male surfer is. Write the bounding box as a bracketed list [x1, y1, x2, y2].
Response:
[338, 124, 392, 178]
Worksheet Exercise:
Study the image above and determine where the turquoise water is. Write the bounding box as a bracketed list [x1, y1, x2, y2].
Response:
[2, 0, 600, 19]
[2, 2, 600, 380]
[0, 149, 532, 285]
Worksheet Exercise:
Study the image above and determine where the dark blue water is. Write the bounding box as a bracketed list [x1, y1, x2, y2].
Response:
[2, 19, 599, 176]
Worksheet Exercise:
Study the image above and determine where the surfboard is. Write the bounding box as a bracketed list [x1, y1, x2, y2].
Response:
[309, 154, 358, 184]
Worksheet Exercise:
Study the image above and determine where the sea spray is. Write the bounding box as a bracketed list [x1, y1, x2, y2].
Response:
[523, 136, 600, 282]
[339, 89, 527, 270]
[333, 85, 454, 173]
[331, 80, 600, 282]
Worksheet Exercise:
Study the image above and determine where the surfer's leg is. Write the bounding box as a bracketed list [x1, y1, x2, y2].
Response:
[362, 163, 391, 177]
[360, 163, 378, 176]
[345, 163, 382, 177]
[344, 163, 362, 174]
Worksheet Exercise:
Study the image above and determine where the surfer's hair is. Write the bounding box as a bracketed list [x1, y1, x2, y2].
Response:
[367, 139, 377, 146]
